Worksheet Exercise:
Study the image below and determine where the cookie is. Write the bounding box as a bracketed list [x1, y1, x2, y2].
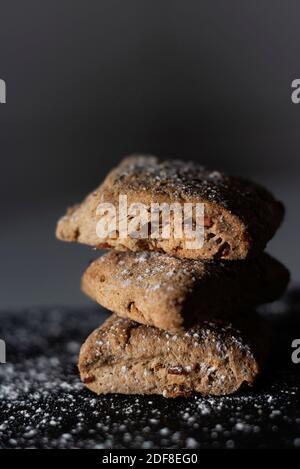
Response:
[78, 313, 269, 397]
[56, 155, 284, 259]
[81, 251, 289, 332]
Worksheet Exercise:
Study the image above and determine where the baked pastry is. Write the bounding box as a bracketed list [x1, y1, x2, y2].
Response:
[56, 155, 284, 259]
[78, 313, 269, 397]
[81, 251, 289, 332]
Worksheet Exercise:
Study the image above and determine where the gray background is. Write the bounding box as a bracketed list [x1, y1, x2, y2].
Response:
[0, 1, 299, 308]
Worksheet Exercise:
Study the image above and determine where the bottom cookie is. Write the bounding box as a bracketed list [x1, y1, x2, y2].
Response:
[78, 314, 269, 398]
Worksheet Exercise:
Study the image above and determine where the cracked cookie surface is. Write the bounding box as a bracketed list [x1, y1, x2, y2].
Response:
[56, 155, 284, 259]
[81, 251, 289, 332]
[78, 314, 269, 397]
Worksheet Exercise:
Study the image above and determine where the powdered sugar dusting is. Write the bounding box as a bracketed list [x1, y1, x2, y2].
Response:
[0, 302, 299, 449]
[114, 251, 206, 291]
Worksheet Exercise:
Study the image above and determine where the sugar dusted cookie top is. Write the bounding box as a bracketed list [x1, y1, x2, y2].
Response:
[56, 155, 284, 259]
[103, 155, 267, 206]
[81, 251, 289, 332]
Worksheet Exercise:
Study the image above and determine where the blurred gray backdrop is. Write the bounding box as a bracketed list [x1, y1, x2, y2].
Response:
[0, 0, 299, 308]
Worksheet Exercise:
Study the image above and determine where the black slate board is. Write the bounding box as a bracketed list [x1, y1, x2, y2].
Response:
[0, 291, 300, 449]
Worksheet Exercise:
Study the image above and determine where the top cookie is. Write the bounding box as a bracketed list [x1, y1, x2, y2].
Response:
[56, 155, 284, 259]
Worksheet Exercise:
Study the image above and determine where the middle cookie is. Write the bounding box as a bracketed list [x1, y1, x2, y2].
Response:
[81, 251, 289, 332]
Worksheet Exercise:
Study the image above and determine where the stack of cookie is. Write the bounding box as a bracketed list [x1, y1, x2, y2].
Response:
[56, 156, 289, 397]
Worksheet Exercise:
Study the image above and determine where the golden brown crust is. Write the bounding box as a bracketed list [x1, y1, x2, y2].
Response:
[81, 251, 289, 332]
[56, 155, 284, 260]
[78, 314, 270, 397]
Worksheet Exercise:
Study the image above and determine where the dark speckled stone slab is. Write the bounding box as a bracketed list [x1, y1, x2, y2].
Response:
[0, 291, 300, 449]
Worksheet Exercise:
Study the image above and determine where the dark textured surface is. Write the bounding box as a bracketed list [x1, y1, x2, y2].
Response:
[0, 291, 300, 449]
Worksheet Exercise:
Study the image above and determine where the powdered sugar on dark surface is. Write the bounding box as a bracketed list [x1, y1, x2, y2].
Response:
[0, 290, 300, 449]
